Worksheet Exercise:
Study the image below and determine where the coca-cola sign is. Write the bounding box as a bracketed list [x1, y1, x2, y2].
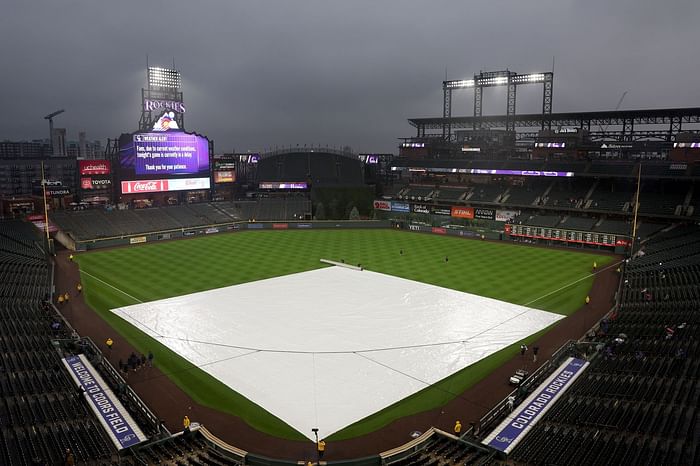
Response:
[79, 160, 111, 175]
[121, 180, 166, 194]
[120, 177, 210, 194]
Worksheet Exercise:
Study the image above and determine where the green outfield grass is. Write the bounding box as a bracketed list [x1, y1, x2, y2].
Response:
[76, 229, 614, 440]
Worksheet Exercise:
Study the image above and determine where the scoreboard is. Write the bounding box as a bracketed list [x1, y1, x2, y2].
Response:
[506, 224, 629, 248]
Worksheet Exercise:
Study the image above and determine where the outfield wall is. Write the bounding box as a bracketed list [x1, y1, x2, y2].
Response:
[69, 220, 392, 251]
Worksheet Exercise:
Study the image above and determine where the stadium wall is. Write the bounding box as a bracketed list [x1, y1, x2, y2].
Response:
[69, 220, 392, 251]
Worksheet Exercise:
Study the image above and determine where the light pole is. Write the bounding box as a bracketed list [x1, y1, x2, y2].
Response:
[312, 428, 319, 461]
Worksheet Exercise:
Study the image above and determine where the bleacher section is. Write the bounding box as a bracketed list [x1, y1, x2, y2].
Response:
[469, 183, 505, 203]
[435, 187, 468, 202]
[507, 225, 700, 466]
[594, 219, 632, 235]
[516, 214, 561, 228]
[51, 199, 312, 241]
[588, 161, 635, 177]
[637, 181, 689, 216]
[0, 220, 118, 465]
[587, 180, 635, 212]
[543, 179, 593, 208]
[383, 431, 495, 466]
[0, 221, 252, 465]
[401, 186, 435, 201]
[559, 216, 596, 231]
[502, 179, 549, 206]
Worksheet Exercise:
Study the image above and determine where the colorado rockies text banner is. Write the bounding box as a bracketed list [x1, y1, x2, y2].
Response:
[482, 357, 588, 454]
[62, 354, 147, 450]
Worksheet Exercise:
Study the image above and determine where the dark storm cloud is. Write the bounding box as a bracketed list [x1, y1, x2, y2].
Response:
[1, 0, 698, 153]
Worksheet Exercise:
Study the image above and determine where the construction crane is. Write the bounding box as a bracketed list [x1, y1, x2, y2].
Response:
[599, 92, 627, 136]
[44, 109, 65, 144]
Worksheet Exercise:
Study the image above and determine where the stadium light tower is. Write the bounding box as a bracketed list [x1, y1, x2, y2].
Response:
[140, 65, 184, 131]
[441, 70, 554, 139]
[44, 109, 65, 144]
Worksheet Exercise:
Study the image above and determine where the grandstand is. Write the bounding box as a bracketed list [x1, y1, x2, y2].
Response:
[50, 198, 312, 241]
[0, 220, 251, 465]
[503, 225, 700, 465]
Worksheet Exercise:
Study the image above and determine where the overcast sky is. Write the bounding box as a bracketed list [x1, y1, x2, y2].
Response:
[1, 0, 698, 154]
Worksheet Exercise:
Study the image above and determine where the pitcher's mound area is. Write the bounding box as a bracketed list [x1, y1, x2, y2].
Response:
[111, 266, 564, 440]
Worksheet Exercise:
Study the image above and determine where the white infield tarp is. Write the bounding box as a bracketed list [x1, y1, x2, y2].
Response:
[111, 266, 564, 440]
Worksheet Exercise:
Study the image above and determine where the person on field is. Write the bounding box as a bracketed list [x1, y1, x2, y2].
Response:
[454, 420, 462, 435]
[57, 294, 64, 305]
[64, 448, 74, 466]
[76, 283, 82, 293]
[592, 261, 597, 272]
[317, 439, 326, 459]
[183, 415, 191, 433]
[533, 346, 540, 363]
[585, 295, 590, 305]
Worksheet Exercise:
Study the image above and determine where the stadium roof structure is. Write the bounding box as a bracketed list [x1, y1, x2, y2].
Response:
[408, 107, 700, 141]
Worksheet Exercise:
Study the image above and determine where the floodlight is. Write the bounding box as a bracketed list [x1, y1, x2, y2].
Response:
[445, 79, 474, 89]
[148, 67, 181, 89]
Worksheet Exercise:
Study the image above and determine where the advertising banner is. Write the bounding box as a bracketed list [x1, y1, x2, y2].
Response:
[431, 207, 451, 216]
[431, 227, 446, 235]
[121, 177, 210, 194]
[391, 202, 410, 213]
[129, 236, 147, 244]
[259, 182, 308, 189]
[26, 214, 58, 233]
[272, 223, 289, 229]
[62, 354, 147, 450]
[81, 178, 112, 190]
[213, 170, 235, 183]
[450, 206, 474, 219]
[496, 210, 520, 223]
[483, 357, 588, 454]
[474, 207, 495, 220]
[373, 200, 392, 211]
[412, 204, 430, 214]
[45, 187, 71, 198]
[79, 160, 111, 176]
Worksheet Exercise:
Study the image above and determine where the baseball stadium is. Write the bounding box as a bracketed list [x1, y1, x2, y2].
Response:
[1, 64, 699, 466]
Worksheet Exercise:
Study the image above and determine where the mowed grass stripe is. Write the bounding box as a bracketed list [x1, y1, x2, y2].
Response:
[76, 230, 613, 440]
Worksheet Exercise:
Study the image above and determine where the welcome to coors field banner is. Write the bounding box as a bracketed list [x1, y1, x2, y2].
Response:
[62, 354, 147, 450]
[482, 357, 589, 454]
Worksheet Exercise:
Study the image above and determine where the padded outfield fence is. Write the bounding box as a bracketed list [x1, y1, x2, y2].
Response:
[68, 220, 392, 251]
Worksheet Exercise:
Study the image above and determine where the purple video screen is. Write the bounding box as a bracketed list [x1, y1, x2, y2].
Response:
[119, 131, 210, 180]
[470, 169, 573, 177]
[259, 181, 308, 189]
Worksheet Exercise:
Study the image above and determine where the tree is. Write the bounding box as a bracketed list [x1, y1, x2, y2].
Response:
[345, 201, 355, 219]
[328, 198, 339, 219]
[349, 206, 360, 220]
[315, 202, 325, 220]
